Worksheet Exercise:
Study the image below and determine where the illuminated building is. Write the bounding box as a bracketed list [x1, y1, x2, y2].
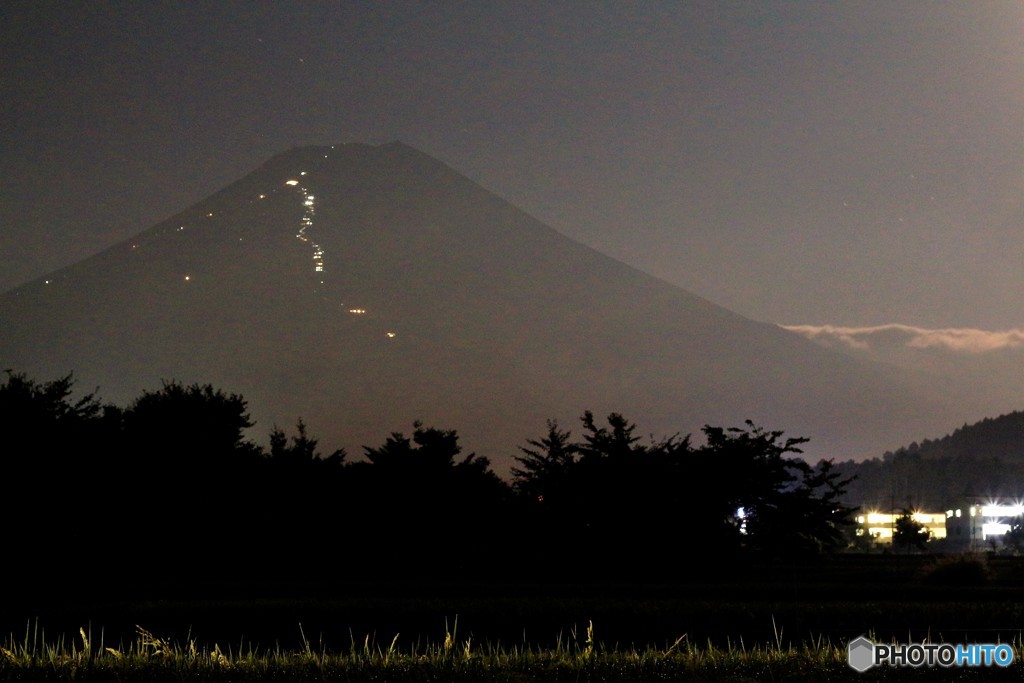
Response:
[854, 499, 1024, 550]
[854, 510, 947, 543]
[958, 500, 1024, 547]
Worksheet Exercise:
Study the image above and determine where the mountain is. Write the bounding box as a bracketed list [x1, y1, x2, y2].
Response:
[0, 142, 989, 473]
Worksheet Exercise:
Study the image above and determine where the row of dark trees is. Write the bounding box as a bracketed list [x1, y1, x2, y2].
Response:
[2, 371, 856, 590]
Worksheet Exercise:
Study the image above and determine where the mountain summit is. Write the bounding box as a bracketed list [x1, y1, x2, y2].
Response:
[0, 142, 970, 470]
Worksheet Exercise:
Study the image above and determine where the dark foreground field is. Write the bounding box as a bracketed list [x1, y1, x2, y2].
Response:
[5, 554, 1024, 681]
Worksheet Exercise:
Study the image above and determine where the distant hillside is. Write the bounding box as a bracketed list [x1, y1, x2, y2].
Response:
[833, 411, 1024, 509]
[902, 411, 1024, 461]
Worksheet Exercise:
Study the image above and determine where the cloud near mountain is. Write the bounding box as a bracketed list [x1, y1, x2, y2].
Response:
[782, 324, 1024, 353]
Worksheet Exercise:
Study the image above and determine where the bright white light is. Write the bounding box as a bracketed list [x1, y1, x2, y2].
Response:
[184, 275, 191, 281]
[981, 504, 1024, 518]
[735, 507, 748, 534]
[386, 332, 396, 338]
[348, 309, 366, 314]
[983, 522, 1012, 539]
[285, 182, 325, 277]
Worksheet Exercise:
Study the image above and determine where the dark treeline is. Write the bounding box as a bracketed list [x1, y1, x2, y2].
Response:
[2, 372, 855, 590]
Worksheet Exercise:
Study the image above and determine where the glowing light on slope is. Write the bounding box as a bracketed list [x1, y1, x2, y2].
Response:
[285, 176, 325, 277]
[279, 162, 395, 341]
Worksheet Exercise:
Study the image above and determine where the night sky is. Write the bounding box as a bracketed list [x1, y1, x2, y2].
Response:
[3, 2, 1021, 338]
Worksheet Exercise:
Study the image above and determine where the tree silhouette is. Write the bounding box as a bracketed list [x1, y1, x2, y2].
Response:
[572, 412, 649, 543]
[578, 410, 644, 461]
[793, 459, 858, 553]
[123, 380, 258, 463]
[511, 418, 578, 502]
[512, 412, 699, 576]
[1002, 517, 1024, 553]
[260, 419, 348, 575]
[893, 509, 931, 552]
[0, 371, 115, 582]
[269, 418, 345, 470]
[511, 414, 854, 575]
[0, 371, 107, 459]
[697, 421, 855, 557]
[116, 380, 264, 578]
[350, 422, 512, 577]
[2, 369, 868, 588]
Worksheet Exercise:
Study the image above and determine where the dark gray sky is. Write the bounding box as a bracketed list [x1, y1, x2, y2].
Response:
[3, 1, 1021, 332]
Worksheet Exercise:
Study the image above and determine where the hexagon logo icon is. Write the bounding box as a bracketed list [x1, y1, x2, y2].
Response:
[848, 636, 875, 672]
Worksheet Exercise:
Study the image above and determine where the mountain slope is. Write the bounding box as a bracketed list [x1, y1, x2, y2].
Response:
[0, 142, 982, 472]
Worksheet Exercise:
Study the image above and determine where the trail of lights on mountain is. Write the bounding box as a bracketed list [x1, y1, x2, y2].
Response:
[285, 176, 325, 277]
[26, 146, 398, 344]
[282, 165, 392, 340]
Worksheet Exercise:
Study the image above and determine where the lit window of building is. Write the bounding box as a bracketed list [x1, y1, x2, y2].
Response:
[854, 510, 948, 543]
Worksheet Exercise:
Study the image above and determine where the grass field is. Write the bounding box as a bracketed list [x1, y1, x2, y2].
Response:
[6, 621, 1023, 682]
[6, 554, 1024, 680]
